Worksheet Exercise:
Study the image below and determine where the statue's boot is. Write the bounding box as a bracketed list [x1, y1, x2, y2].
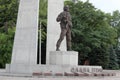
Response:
[56, 48, 60, 51]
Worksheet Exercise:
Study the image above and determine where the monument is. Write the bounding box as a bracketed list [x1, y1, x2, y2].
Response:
[5, 0, 105, 76]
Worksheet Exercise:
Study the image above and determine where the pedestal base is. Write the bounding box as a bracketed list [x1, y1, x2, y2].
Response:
[49, 51, 78, 65]
[6, 64, 102, 74]
[6, 51, 102, 74]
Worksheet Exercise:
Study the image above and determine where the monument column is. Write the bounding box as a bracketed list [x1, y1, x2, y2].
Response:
[11, 0, 39, 65]
[46, 0, 66, 64]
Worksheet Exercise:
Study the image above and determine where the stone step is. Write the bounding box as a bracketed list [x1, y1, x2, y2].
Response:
[32, 71, 116, 77]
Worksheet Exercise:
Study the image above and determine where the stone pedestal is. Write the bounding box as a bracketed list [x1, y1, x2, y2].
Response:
[6, 64, 102, 74]
[6, 50, 102, 74]
[49, 51, 78, 66]
[5, 0, 104, 75]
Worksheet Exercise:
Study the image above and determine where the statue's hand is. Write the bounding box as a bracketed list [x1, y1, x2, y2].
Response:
[56, 17, 61, 22]
[68, 21, 72, 27]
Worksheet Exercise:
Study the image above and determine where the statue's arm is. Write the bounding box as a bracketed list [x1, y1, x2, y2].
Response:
[56, 12, 62, 22]
[68, 13, 73, 27]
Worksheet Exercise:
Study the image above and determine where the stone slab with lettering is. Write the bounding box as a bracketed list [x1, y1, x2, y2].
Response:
[6, 64, 102, 74]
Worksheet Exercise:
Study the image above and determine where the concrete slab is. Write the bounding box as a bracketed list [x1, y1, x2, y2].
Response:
[6, 0, 40, 74]
[11, 0, 39, 65]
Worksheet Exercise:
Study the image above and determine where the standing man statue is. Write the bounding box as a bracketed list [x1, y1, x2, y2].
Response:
[56, 5, 72, 51]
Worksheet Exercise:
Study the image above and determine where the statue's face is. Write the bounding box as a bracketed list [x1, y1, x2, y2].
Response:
[64, 5, 69, 12]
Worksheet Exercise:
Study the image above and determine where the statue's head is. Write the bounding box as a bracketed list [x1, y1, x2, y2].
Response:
[63, 5, 69, 12]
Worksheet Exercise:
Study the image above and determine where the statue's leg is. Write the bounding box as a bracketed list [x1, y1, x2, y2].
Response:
[56, 29, 67, 51]
[66, 28, 72, 51]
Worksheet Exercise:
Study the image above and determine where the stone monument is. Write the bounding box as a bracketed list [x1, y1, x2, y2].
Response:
[5, 0, 103, 76]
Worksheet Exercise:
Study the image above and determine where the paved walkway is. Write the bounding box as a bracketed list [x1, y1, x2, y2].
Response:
[0, 69, 120, 80]
[0, 76, 120, 80]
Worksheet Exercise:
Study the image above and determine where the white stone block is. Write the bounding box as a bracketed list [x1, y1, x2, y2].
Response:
[49, 51, 78, 66]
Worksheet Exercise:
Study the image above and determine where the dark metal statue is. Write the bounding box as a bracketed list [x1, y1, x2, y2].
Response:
[56, 5, 72, 51]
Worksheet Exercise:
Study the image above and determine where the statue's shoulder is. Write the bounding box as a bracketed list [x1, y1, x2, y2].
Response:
[60, 11, 67, 16]
[58, 12, 63, 16]
[60, 11, 65, 15]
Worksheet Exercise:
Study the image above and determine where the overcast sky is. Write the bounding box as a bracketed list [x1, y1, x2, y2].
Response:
[80, 0, 120, 13]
